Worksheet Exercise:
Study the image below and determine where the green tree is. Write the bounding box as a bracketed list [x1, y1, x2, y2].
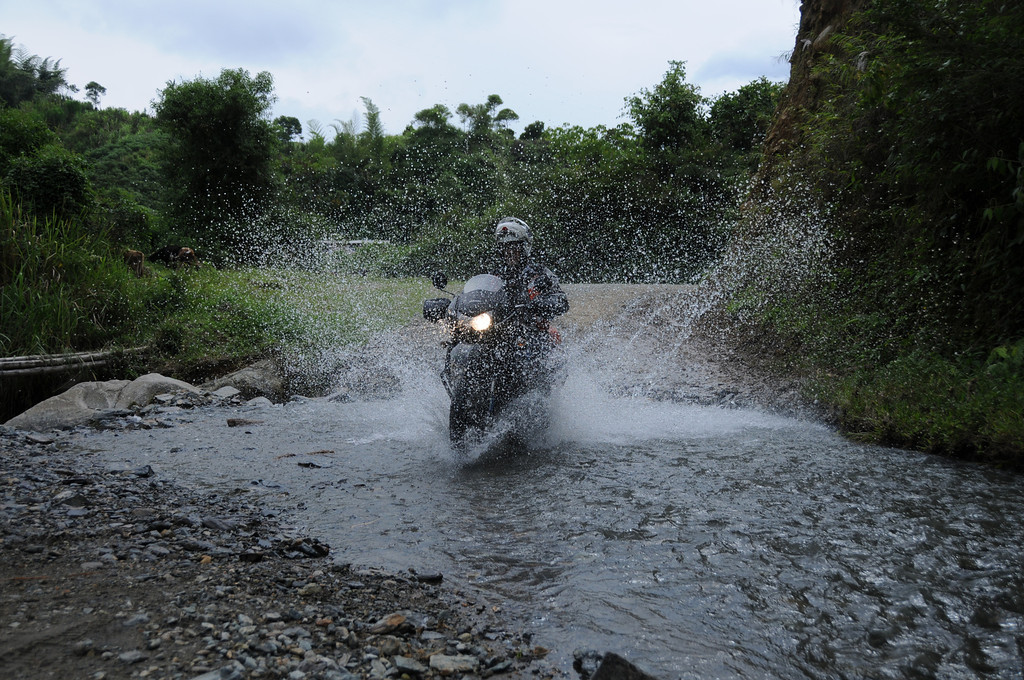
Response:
[358, 97, 387, 167]
[709, 77, 784, 168]
[0, 107, 56, 174]
[626, 61, 708, 170]
[413, 104, 454, 131]
[0, 36, 34, 106]
[0, 106, 93, 222]
[520, 121, 545, 141]
[5, 143, 92, 220]
[456, 94, 519, 148]
[623, 60, 729, 246]
[84, 81, 106, 107]
[55, 107, 164, 215]
[153, 67, 279, 253]
[0, 35, 69, 107]
[274, 115, 302, 144]
[406, 104, 464, 155]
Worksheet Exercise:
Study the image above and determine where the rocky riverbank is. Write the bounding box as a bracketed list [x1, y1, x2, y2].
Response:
[1, 283, 815, 679]
[0, 425, 569, 679]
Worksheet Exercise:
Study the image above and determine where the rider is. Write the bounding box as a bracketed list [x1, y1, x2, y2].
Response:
[490, 216, 569, 320]
[490, 216, 569, 393]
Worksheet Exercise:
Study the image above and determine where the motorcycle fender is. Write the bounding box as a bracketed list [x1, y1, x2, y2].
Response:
[447, 343, 489, 389]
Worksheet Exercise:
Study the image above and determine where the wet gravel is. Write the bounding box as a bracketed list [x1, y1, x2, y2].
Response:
[0, 425, 565, 680]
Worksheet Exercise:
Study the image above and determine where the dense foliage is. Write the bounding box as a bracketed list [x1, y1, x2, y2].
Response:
[264, 64, 776, 283]
[153, 68, 279, 258]
[0, 33, 779, 409]
[735, 0, 1023, 462]
[4, 29, 780, 278]
[4, 29, 779, 278]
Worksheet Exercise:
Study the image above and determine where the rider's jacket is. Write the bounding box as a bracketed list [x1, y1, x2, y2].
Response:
[491, 260, 569, 322]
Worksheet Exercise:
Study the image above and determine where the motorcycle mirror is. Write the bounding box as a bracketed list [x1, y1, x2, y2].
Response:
[431, 271, 448, 291]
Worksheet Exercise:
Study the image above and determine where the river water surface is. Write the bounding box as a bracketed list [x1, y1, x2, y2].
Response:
[75, 287, 1024, 679]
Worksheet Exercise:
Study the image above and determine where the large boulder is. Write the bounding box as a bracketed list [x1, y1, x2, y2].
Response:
[200, 359, 285, 402]
[4, 373, 200, 432]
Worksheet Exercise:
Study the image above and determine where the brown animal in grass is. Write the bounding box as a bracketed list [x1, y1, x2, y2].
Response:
[149, 245, 200, 269]
[124, 249, 148, 277]
[173, 246, 199, 268]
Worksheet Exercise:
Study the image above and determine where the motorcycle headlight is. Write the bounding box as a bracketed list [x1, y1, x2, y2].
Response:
[470, 312, 492, 332]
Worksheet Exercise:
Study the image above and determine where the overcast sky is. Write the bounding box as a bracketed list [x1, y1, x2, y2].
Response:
[2, 0, 801, 139]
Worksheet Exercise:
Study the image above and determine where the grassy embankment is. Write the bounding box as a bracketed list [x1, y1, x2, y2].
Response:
[739, 285, 1024, 465]
[822, 346, 1024, 463]
[1, 191, 433, 415]
[731, 0, 1024, 466]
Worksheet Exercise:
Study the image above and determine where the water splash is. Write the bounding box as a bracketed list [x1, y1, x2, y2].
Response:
[312, 284, 819, 470]
[698, 188, 837, 328]
[181, 182, 840, 447]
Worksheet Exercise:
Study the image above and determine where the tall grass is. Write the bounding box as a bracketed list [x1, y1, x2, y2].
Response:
[816, 343, 1024, 466]
[3, 187, 433, 390]
[1, 189, 144, 355]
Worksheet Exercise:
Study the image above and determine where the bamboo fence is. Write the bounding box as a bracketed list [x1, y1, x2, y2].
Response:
[0, 347, 149, 379]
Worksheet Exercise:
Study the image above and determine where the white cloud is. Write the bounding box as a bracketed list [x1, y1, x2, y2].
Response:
[1, 0, 801, 137]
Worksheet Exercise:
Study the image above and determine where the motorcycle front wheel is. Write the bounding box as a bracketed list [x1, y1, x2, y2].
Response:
[448, 379, 490, 446]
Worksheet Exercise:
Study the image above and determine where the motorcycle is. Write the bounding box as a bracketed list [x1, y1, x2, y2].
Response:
[423, 271, 563, 448]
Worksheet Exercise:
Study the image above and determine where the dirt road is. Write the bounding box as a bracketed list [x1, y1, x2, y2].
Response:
[558, 283, 695, 331]
[551, 283, 810, 416]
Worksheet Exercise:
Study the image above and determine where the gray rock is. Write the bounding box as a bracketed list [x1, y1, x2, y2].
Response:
[5, 374, 199, 431]
[117, 374, 201, 409]
[369, 612, 407, 634]
[393, 655, 427, 674]
[71, 639, 95, 656]
[429, 653, 478, 673]
[202, 359, 285, 402]
[201, 516, 238, 532]
[592, 652, 661, 680]
[191, 662, 245, 680]
[123, 613, 150, 627]
[367, 659, 387, 678]
[118, 649, 147, 664]
[297, 583, 323, 597]
[212, 386, 241, 399]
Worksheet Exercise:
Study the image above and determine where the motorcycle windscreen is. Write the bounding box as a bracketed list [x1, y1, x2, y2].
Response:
[452, 274, 509, 317]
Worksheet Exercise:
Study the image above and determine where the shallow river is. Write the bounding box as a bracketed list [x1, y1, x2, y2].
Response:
[75, 292, 1024, 679]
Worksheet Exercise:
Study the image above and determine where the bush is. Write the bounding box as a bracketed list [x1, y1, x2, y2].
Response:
[823, 344, 1024, 465]
[92, 189, 158, 247]
[5, 143, 92, 220]
[0, 107, 56, 172]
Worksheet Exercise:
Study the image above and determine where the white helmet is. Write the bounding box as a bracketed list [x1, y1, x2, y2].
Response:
[495, 217, 532, 256]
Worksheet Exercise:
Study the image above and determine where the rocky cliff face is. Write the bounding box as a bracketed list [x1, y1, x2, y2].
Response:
[760, 0, 871, 170]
